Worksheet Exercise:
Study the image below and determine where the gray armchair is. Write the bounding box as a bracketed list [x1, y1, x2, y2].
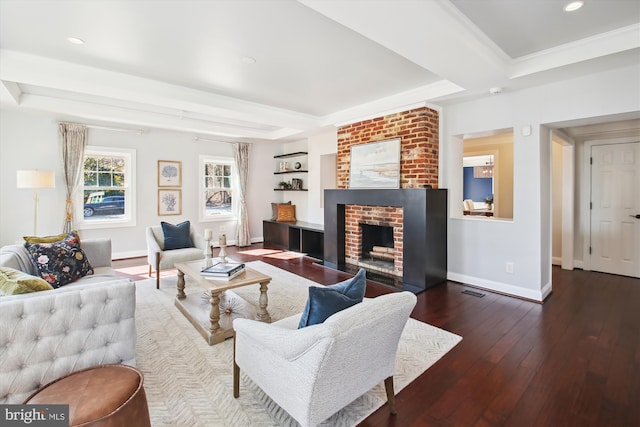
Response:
[146, 225, 204, 289]
[233, 291, 417, 427]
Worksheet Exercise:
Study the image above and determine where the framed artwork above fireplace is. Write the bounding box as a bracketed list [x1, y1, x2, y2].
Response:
[348, 138, 400, 189]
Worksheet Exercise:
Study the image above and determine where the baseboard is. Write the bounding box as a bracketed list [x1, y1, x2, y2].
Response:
[113, 250, 147, 260]
[552, 256, 562, 266]
[112, 237, 265, 260]
[447, 272, 547, 303]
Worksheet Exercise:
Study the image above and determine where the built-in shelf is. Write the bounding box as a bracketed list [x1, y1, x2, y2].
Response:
[274, 188, 308, 191]
[273, 152, 307, 159]
[274, 170, 308, 174]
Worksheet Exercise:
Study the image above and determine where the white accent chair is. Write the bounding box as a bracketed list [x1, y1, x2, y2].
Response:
[233, 291, 417, 427]
[145, 225, 204, 289]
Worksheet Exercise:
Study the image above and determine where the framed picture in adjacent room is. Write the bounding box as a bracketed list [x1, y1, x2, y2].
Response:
[349, 138, 401, 189]
[158, 189, 182, 215]
[158, 160, 182, 187]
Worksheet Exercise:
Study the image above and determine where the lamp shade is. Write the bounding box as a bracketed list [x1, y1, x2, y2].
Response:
[16, 170, 55, 189]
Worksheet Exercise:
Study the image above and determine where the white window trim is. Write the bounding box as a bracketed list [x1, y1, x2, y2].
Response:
[75, 146, 136, 229]
[199, 155, 237, 223]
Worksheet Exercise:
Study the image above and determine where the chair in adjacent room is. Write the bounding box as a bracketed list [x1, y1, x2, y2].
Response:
[146, 222, 204, 289]
[233, 291, 417, 427]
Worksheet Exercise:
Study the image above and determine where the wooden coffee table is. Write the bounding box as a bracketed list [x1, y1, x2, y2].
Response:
[173, 259, 272, 345]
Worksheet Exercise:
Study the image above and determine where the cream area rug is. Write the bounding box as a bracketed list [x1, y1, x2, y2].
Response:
[134, 261, 462, 427]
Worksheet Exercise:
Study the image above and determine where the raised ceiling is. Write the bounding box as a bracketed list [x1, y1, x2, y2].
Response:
[0, 0, 638, 141]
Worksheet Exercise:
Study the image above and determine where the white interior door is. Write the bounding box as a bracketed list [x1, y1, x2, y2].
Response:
[590, 142, 640, 278]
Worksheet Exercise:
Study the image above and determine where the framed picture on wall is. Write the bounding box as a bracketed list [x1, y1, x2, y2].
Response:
[349, 138, 401, 189]
[158, 160, 182, 187]
[158, 189, 182, 215]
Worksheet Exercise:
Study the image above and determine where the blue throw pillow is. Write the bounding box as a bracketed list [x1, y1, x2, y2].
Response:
[161, 221, 193, 250]
[298, 269, 366, 328]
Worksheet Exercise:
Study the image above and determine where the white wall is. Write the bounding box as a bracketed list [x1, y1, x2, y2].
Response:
[442, 64, 640, 301]
[0, 108, 279, 258]
[307, 129, 338, 224]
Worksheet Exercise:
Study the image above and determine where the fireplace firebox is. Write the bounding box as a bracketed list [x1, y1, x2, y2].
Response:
[359, 223, 396, 276]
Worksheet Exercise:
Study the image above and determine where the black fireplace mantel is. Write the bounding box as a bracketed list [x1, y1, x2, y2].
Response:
[323, 188, 448, 293]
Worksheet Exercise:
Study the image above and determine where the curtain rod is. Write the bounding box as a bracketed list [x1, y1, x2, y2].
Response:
[57, 121, 145, 134]
[193, 136, 236, 144]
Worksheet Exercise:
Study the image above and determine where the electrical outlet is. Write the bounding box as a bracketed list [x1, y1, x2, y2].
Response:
[506, 262, 514, 274]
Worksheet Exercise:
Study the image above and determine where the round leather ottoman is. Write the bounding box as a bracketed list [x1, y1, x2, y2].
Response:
[24, 364, 151, 427]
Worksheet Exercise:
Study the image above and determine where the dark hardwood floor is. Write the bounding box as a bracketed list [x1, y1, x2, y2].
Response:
[114, 244, 640, 427]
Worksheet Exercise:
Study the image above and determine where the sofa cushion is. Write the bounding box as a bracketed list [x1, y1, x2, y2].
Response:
[0, 267, 53, 296]
[161, 221, 193, 250]
[24, 231, 94, 288]
[298, 268, 367, 328]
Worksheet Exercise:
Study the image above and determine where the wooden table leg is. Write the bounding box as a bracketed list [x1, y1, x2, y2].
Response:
[209, 291, 222, 334]
[256, 280, 271, 323]
[176, 270, 186, 299]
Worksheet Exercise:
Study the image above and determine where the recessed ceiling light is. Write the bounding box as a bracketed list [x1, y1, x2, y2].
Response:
[67, 37, 85, 45]
[564, 1, 584, 12]
[241, 56, 256, 64]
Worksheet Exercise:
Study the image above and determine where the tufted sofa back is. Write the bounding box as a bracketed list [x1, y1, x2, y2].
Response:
[0, 279, 137, 404]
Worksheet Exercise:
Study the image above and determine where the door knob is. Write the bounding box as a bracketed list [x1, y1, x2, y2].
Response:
[630, 214, 640, 219]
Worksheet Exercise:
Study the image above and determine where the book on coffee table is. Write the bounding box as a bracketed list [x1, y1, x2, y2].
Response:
[200, 262, 245, 280]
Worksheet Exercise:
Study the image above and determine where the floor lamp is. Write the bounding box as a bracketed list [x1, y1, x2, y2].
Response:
[16, 170, 55, 236]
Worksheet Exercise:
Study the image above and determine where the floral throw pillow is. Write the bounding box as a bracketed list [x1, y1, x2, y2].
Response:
[24, 231, 94, 288]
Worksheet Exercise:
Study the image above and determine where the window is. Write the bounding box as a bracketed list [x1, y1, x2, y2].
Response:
[76, 147, 136, 228]
[200, 155, 235, 221]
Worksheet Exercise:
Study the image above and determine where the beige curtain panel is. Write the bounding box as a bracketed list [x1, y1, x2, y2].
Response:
[233, 142, 251, 247]
[59, 122, 88, 233]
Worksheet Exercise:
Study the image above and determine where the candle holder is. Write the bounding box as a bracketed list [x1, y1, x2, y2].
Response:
[218, 244, 227, 263]
[203, 237, 212, 267]
[218, 232, 227, 263]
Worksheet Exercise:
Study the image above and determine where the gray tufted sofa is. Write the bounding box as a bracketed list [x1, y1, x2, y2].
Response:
[0, 239, 137, 404]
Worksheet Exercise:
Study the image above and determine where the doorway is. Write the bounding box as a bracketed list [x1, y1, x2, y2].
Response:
[589, 141, 640, 278]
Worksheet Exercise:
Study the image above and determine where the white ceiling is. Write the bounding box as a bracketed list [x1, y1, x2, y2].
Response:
[0, 0, 638, 142]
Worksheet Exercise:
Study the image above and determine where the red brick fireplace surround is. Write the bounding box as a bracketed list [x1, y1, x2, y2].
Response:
[323, 106, 447, 293]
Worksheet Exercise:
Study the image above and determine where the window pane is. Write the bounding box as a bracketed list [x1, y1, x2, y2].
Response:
[84, 172, 97, 186]
[113, 173, 124, 187]
[98, 157, 111, 171]
[83, 189, 126, 220]
[223, 177, 231, 187]
[205, 190, 232, 216]
[98, 172, 112, 186]
[223, 165, 231, 176]
[84, 157, 97, 171]
[113, 158, 125, 172]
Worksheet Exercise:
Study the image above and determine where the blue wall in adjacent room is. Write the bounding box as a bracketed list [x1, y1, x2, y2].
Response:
[463, 167, 493, 201]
